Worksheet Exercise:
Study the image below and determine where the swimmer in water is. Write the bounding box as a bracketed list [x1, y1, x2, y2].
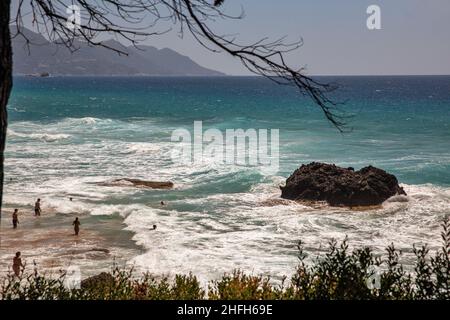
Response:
[73, 217, 81, 236]
[12, 209, 19, 229]
[34, 198, 41, 216]
[12, 252, 24, 277]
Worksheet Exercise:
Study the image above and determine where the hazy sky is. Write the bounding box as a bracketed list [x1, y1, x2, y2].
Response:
[142, 0, 450, 75]
[14, 0, 450, 75]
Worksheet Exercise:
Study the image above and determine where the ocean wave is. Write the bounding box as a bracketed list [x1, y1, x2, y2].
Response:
[123, 142, 164, 155]
[63, 117, 103, 125]
[5, 124, 450, 281]
[4, 165, 450, 282]
[122, 182, 448, 276]
[8, 129, 71, 142]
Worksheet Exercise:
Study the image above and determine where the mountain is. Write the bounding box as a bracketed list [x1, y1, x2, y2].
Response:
[12, 28, 224, 76]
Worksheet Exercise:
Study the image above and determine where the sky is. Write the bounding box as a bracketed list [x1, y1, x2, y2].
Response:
[13, 0, 450, 75]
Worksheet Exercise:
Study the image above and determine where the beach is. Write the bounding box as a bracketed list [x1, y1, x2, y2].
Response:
[0, 206, 140, 278]
[2, 75, 450, 282]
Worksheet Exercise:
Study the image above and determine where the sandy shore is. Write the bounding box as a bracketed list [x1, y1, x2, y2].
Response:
[0, 207, 142, 278]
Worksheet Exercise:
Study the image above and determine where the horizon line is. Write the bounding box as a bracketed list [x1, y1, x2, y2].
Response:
[13, 73, 450, 77]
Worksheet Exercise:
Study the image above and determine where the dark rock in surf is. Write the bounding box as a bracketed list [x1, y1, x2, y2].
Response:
[90, 248, 110, 254]
[119, 178, 174, 189]
[280, 162, 406, 207]
[98, 178, 174, 189]
[80, 272, 115, 289]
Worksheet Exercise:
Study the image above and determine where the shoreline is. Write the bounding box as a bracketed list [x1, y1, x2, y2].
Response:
[1, 183, 446, 280]
[0, 207, 142, 279]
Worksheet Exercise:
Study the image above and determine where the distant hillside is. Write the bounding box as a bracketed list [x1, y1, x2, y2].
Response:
[12, 27, 224, 76]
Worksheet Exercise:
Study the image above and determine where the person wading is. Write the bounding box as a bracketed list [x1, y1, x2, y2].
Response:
[12, 252, 24, 277]
[73, 217, 80, 236]
[12, 208, 18, 229]
[34, 198, 41, 216]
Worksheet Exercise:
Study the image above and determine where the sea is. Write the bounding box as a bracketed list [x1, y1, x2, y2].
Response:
[1, 75, 450, 283]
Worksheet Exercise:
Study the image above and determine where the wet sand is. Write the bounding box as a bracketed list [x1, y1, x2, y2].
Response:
[0, 207, 142, 278]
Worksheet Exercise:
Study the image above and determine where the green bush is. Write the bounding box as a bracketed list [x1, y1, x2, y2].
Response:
[1, 219, 449, 300]
[208, 270, 283, 300]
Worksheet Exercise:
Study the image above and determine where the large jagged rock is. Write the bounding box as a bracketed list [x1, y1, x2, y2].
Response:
[280, 162, 406, 207]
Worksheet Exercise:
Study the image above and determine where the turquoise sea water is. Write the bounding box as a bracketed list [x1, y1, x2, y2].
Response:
[2, 76, 450, 281]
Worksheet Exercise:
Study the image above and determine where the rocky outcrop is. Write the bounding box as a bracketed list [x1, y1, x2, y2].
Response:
[80, 272, 115, 289]
[280, 162, 406, 207]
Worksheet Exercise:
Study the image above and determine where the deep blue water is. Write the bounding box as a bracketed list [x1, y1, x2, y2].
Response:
[9, 76, 450, 185]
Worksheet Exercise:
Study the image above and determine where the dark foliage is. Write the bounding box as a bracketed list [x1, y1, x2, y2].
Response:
[1, 218, 448, 300]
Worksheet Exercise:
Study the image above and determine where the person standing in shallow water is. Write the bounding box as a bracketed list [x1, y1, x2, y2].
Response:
[12, 209, 19, 229]
[34, 198, 41, 216]
[73, 217, 81, 236]
[12, 252, 24, 277]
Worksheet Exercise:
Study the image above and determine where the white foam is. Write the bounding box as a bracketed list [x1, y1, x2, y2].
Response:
[63, 117, 102, 125]
[123, 142, 163, 155]
[5, 117, 450, 281]
[8, 129, 71, 142]
[133, 182, 450, 279]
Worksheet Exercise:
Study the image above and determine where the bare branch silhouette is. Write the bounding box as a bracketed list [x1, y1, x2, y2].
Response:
[13, 0, 347, 129]
[1, 0, 349, 217]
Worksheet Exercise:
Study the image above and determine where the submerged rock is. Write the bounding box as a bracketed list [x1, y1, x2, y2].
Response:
[259, 198, 294, 207]
[280, 162, 406, 207]
[98, 178, 174, 189]
[90, 248, 110, 254]
[80, 272, 115, 289]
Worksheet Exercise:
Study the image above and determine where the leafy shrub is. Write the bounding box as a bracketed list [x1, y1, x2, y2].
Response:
[1, 219, 448, 300]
